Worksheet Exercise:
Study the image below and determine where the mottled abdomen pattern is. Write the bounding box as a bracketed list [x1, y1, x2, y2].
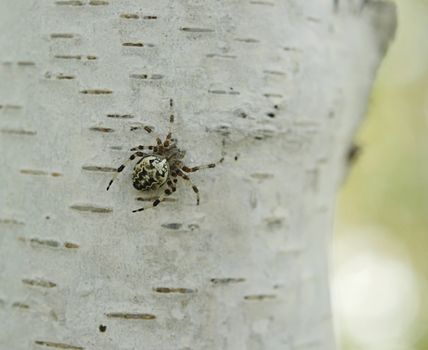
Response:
[132, 155, 170, 191]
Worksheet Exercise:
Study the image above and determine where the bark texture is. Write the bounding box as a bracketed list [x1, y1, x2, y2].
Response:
[0, 1, 395, 349]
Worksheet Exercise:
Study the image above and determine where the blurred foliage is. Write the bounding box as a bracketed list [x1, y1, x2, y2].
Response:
[335, 0, 428, 348]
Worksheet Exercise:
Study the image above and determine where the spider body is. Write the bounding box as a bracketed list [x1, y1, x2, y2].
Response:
[132, 155, 170, 191]
[106, 99, 221, 212]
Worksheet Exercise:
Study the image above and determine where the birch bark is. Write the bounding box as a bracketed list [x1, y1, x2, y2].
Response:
[0, 1, 395, 349]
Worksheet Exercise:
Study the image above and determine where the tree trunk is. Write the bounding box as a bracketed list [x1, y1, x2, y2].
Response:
[0, 1, 395, 349]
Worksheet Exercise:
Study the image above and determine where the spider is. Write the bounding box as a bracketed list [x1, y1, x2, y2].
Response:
[106, 99, 222, 212]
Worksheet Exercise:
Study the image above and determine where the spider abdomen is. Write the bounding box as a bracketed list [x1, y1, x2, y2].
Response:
[132, 155, 170, 191]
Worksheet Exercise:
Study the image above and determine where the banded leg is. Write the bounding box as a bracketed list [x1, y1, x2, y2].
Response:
[130, 145, 155, 152]
[130, 124, 154, 133]
[168, 98, 175, 134]
[135, 196, 176, 203]
[163, 132, 174, 148]
[106, 151, 146, 191]
[163, 98, 175, 146]
[181, 157, 224, 173]
[177, 170, 200, 205]
[132, 181, 176, 212]
[130, 123, 164, 145]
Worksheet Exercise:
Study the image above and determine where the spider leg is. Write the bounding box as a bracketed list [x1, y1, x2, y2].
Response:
[106, 151, 146, 191]
[168, 98, 175, 133]
[177, 170, 200, 205]
[130, 124, 154, 133]
[163, 132, 174, 148]
[132, 181, 176, 212]
[135, 196, 176, 203]
[130, 145, 155, 152]
[130, 122, 166, 147]
[162, 98, 175, 147]
[181, 157, 224, 173]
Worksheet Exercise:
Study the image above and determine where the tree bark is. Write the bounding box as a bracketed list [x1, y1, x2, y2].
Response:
[0, 1, 395, 349]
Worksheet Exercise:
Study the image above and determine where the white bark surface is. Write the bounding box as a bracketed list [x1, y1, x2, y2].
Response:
[0, 1, 395, 349]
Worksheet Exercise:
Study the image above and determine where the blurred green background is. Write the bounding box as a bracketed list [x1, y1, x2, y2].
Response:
[333, 0, 428, 349]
